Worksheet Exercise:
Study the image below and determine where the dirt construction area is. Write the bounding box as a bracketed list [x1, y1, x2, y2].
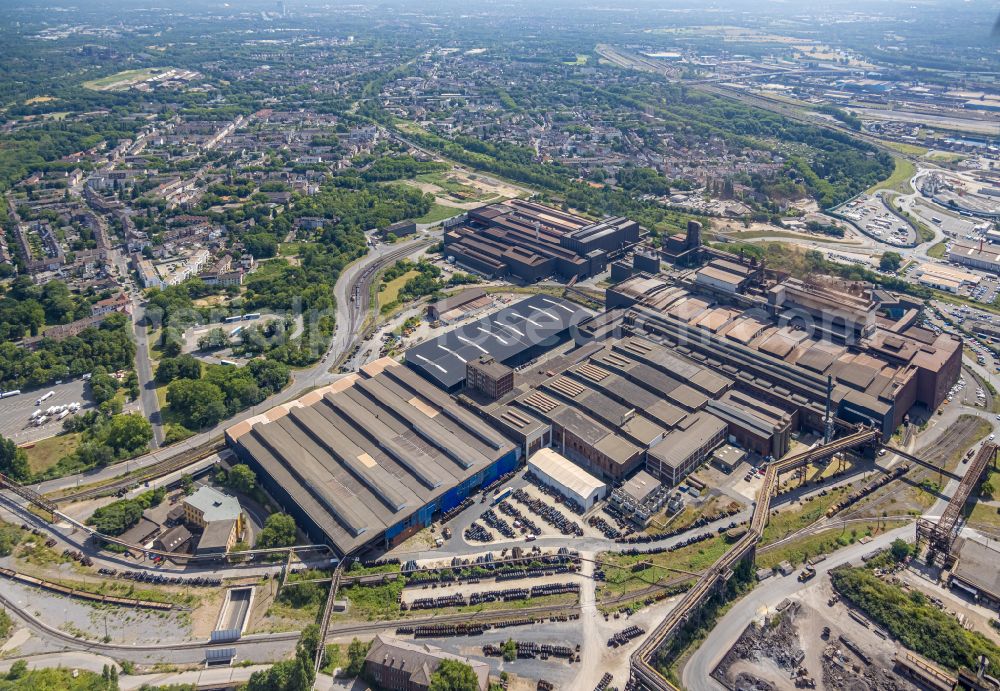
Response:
[713, 577, 921, 691]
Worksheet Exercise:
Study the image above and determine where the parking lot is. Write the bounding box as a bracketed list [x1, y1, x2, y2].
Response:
[181, 311, 302, 364]
[838, 195, 915, 246]
[969, 274, 1000, 304]
[913, 200, 982, 238]
[0, 379, 93, 445]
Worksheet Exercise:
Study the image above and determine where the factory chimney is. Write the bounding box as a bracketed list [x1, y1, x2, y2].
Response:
[686, 220, 702, 250]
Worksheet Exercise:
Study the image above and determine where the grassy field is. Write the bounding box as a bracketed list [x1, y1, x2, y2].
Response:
[415, 203, 464, 224]
[321, 643, 345, 675]
[598, 535, 731, 601]
[415, 172, 493, 202]
[926, 152, 967, 164]
[377, 270, 419, 310]
[757, 520, 906, 570]
[82, 67, 167, 91]
[927, 242, 948, 259]
[720, 229, 852, 244]
[279, 241, 307, 257]
[647, 496, 736, 535]
[155, 385, 189, 429]
[563, 54, 590, 65]
[867, 157, 917, 195]
[967, 501, 1000, 534]
[255, 598, 321, 633]
[22, 433, 81, 475]
[759, 484, 852, 545]
[884, 141, 929, 156]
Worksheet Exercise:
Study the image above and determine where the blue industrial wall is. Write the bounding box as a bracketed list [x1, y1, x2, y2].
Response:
[232, 439, 522, 553]
[384, 448, 520, 543]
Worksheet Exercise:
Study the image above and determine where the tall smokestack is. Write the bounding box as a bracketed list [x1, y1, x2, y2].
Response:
[686, 220, 702, 250]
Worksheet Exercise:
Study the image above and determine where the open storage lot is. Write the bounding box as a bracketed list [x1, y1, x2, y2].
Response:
[0, 379, 92, 445]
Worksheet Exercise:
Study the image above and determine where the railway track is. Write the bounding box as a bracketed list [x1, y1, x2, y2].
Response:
[629, 427, 881, 691]
[596, 44, 915, 163]
[50, 440, 225, 505]
[839, 414, 987, 518]
[326, 602, 583, 638]
[334, 237, 434, 372]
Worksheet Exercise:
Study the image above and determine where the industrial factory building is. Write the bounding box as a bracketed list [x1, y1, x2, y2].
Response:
[225, 359, 518, 556]
[465, 334, 791, 486]
[948, 239, 1000, 274]
[426, 288, 492, 324]
[405, 293, 592, 392]
[527, 447, 607, 509]
[949, 538, 1000, 609]
[605, 267, 961, 438]
[443, 199, 641, 282]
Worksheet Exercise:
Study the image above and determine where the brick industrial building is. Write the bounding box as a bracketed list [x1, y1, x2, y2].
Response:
[365, 635, 489, 691]
[443, 199, 641, 282]
[605, 269, 961, 439]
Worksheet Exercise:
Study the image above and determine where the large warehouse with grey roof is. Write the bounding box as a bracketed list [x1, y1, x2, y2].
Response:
[405, 293, 592, 391]
[225, 359, 518, 556]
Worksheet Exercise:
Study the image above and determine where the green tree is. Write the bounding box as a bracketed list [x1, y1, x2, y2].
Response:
[256, 513, 297, 549]
[155, 354, 202, 384]
[6, 660, 27, 680]
[299, 623, 322, 668]
[161, 338, 182, 358]
[344, 638, 371, 677]
[227, 464, 257, 494]
[166, 379, 227, 429]
[0, 435, 30, 482]
[245, 658, 312, 691]
[879, 251, 903, 272]
[890, 538, 913, 561]
[101, 414, 153, 458]
[501, 638, 517, 662]
[429, 659, 480, 691]
[197, 327, 229, 351]
[246, 620, 318, 691]
[89, 372, 119, 404]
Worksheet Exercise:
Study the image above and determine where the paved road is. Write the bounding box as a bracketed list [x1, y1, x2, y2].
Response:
[571, 550, 603, 688]
[132, 302, 163, 448]
[681, 391, 993, 691]
[30, 234, 434, 497]
[681, 524, 913, 691]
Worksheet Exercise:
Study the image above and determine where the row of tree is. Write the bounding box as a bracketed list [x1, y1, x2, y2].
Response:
[163, 358, 289, 430]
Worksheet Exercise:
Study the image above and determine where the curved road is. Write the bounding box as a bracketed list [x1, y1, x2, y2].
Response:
[31, 234, 435, 497]
[681, 381, 998, 691]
